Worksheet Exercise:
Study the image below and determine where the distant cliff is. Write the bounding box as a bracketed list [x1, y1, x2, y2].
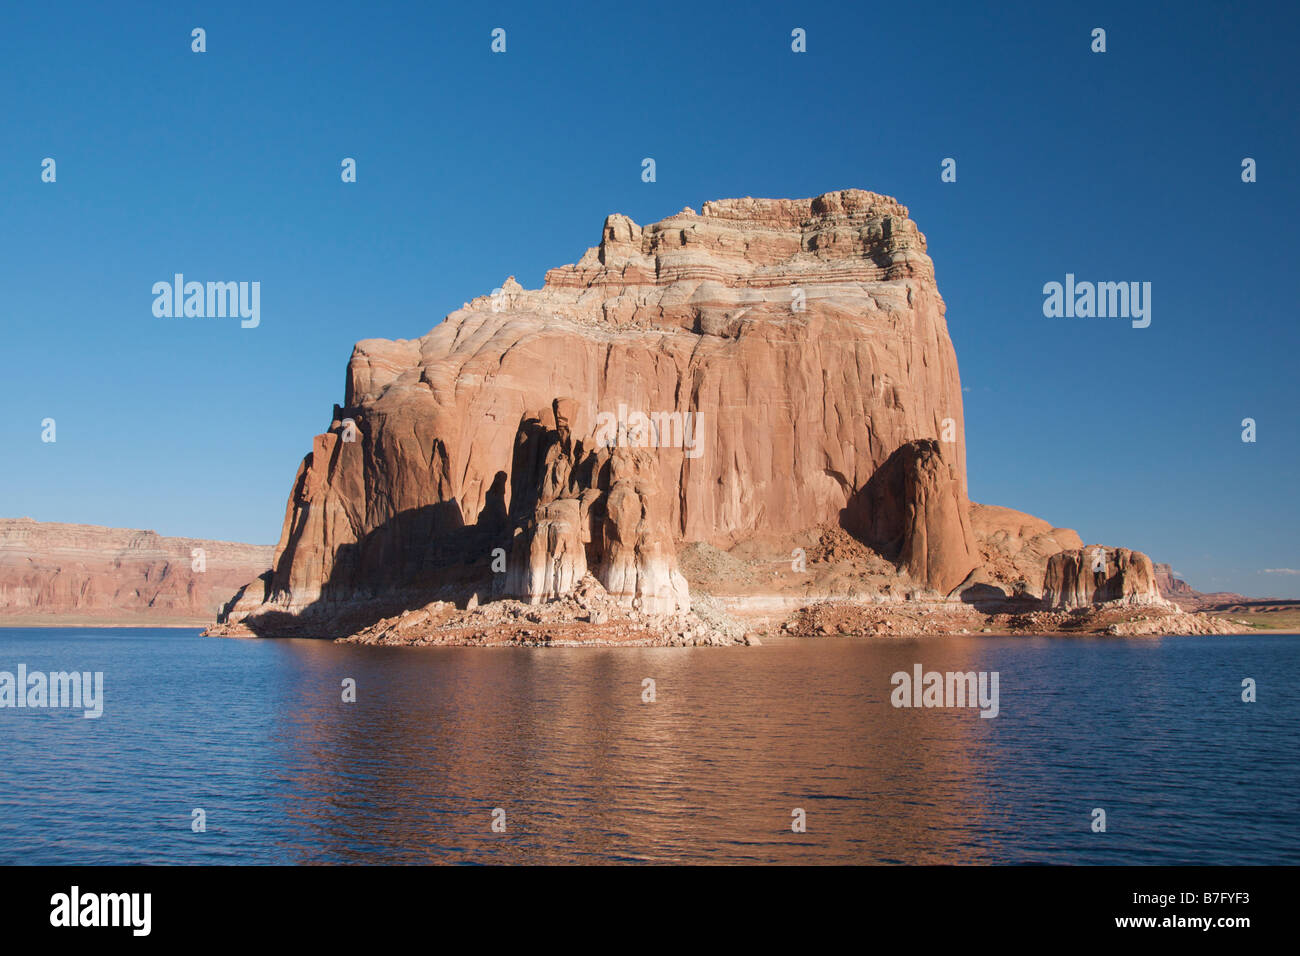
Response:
[1154, 563, 1199, 604]
[0, 518, 273, 625]
[1152, 562, 1252, 610]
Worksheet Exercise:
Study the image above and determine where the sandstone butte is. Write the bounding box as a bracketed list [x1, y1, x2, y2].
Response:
[0, 518, 274, 626]
[205, 190, 1246, 645]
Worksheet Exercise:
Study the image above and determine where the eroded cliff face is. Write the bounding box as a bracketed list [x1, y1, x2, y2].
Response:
[843, 439, 979, 595]
[500, 398, 691, 614]
[1042, 547, 1169, 609]
[224, 190, 985, 632]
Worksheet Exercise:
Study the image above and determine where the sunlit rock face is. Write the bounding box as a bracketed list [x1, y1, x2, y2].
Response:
[1042, 547, 1170, 609]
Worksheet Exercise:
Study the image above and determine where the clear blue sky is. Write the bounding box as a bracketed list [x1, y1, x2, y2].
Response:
[2, 0, 1297, 597]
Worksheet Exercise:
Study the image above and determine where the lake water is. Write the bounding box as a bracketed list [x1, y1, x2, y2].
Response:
[0, 627, 1296, 865]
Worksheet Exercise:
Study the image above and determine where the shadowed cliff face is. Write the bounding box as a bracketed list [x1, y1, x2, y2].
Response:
[224, 190, 982, 631]
[842, 439, 979, 595]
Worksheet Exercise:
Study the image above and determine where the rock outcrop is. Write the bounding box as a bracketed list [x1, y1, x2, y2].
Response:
[1153, 563, 1195, 601]
[843, 439, 978, 594]
[342, 573, 746, 648]
[501, 398, 690, 614]
[971, 503, 1084, 598]
[1042, 546, 1169, 609]
[212, 189, 1210, 641]
[0, 518, 273, 624]
[221, 190, 982, 636]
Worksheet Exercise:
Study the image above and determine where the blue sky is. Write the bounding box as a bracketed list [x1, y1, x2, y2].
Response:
[2, 0, 1297, 597]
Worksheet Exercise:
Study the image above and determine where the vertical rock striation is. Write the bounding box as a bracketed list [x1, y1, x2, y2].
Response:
[1042, 546, 1169, 608]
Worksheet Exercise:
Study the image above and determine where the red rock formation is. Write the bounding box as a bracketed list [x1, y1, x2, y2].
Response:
[1153, 562, 1200, 606]
[501, 399, 690, 614]
[0, 518, 273, 624]
[971, 503, 1084, 598]
[219, 190, 997, 633]
[1042, 546, 1169, 609]
[843, 439, 978, 594]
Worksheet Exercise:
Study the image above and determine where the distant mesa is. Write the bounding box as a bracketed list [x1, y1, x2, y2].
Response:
[1151, 562, 1261, 612]
[0, 518, 273, 626]
[1154, 562, 1197, 600]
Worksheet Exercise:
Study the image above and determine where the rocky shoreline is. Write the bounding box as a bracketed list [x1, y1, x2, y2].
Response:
[337, 574, 754, 648]
[203, 573, 1252, 647]
[775, 599, 1245, 639]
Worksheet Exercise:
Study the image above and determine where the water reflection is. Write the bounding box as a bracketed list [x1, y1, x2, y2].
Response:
[1, 629, 1295, 864]
[268, 639, 1030, 863]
